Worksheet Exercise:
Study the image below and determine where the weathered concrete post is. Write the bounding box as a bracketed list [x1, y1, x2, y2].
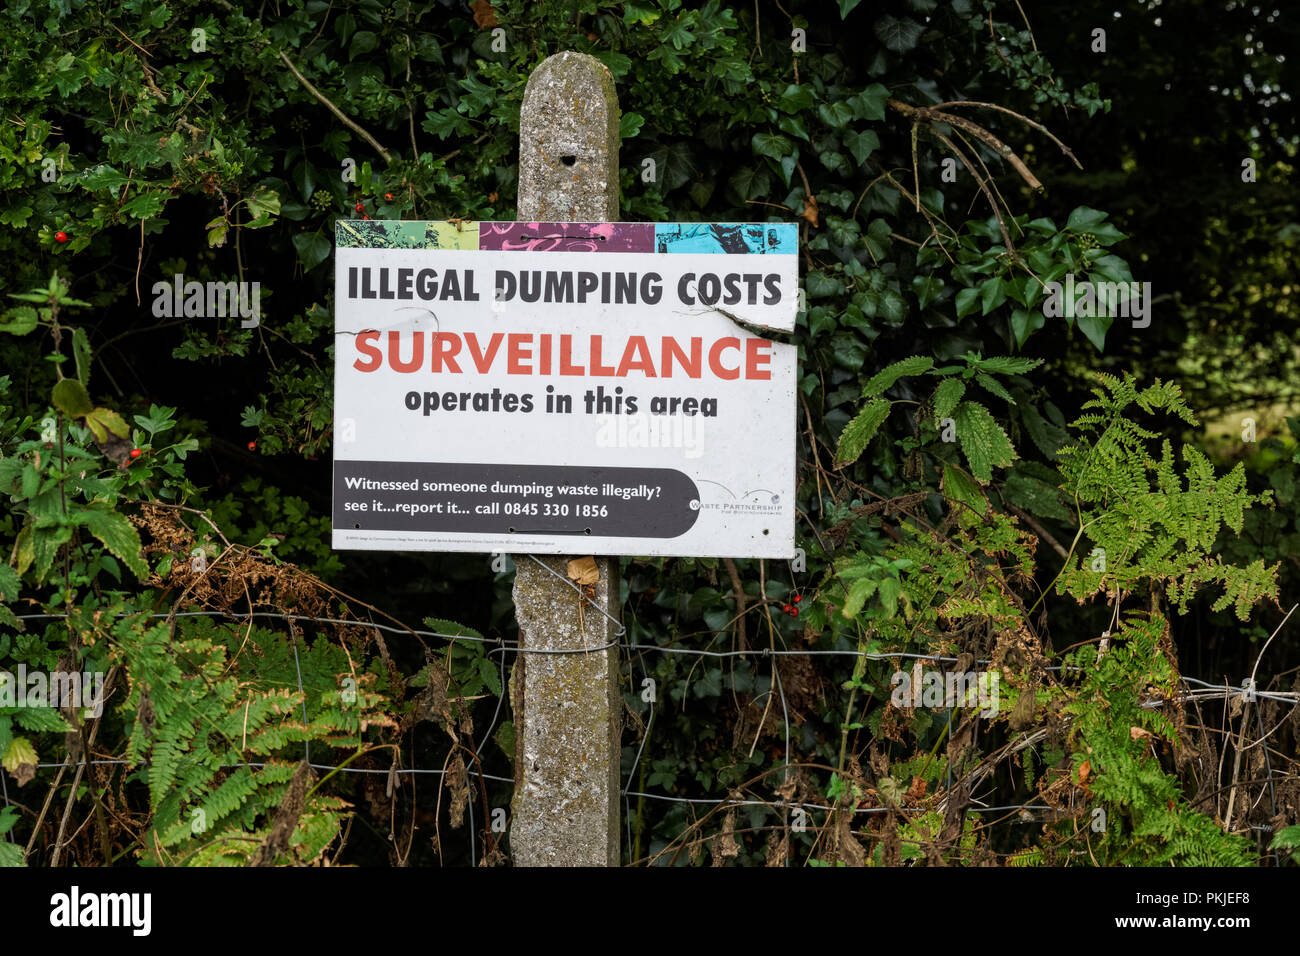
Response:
[509, 52, 622, 867]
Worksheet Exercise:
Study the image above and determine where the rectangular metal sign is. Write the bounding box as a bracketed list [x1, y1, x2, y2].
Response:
[331, 220, 798, 557]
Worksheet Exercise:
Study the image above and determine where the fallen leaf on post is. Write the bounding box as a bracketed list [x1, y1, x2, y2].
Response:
[566, 556, 599, 587]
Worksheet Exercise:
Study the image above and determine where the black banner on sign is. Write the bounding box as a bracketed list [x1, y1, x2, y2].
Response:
[333, 461, 700, 537]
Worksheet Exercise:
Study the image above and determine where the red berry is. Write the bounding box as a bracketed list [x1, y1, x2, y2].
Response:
[782, 603, 792, 614]
[791, 608, 799, 618]
[792, 594, 802, 603]
[55, 231, 69, 243]
[384, 192, 393, 201]
[355, 202, 364, 212]
[129, 448, 141, 459]
[362, 214, 371, 220]
[247, 441, 257, 450]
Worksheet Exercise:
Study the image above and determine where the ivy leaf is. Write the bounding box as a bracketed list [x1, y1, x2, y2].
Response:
[1077, 313, 1113, 351]
[912, 275, 942, 309]
[933, 378, 965, 422]
[836, 397, 891, 465]
[862, 355, 933, 397]
[874, 15, 925, 53]
[837, 0, 864, 17]
[751, 131, 793, 162]
[78, 507, 149, 579]
[848, 84, 890, 122]
[1010, 307, 1044, 347]
[778, 84, 814, 113]
[842, 129, 880, 165]
[728, 166, 770, 202]
[953, 400, 1016, 483]
[51, 379, 94, 418]
[955, 287, 980, 320]
[980, 276, 1006, 314]
[292, 232, 332, 271]
[1067, 206, 1126, 243]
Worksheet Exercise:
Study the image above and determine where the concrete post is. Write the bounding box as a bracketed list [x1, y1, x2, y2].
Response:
[509, 52, 622, 867]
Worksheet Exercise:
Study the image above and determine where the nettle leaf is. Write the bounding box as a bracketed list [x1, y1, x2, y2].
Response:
[79, 507, 148, 578]
[51, 378, 94, 417]
[974, 356, 1042, 375]
[933, 378, 965, 422]
[976, 373, 1015, 403]
[953, 401, 1016, 483]
[836, 397, 891, 465]
[0, 307, 39, 336]
[1002, 464, 1071, 522]
[423, 617, 484, 639]
[842, 577, 877, 619]
[73, 327, 92, 385]
[84, 407, 129, 443]
[942, 462, 988, 517]
[862, 355, 933, 397]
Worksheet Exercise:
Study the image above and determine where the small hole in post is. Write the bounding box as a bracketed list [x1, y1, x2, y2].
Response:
[584, 528, 592, 535]
[560, 155, 577, 166]
[508, 527, 516, 534]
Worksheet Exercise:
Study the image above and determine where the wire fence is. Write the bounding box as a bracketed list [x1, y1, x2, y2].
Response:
[4, 581, 1296, 863]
